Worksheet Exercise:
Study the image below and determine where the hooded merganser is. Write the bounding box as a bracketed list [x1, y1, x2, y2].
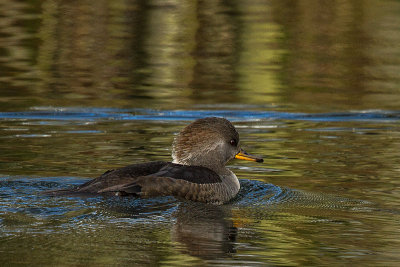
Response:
[57, 117, 263, 204]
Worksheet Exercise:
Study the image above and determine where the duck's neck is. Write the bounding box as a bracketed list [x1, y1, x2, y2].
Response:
[172, 158, 226, 174]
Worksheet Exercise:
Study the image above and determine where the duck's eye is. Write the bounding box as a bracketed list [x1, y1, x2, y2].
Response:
[230, 139, 237, 146]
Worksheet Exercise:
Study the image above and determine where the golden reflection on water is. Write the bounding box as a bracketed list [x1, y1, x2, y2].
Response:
[1, 0, 400, 266]
[1, 0, 400, 110]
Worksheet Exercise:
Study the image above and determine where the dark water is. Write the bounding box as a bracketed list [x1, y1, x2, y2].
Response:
[1, 0, 400, 266]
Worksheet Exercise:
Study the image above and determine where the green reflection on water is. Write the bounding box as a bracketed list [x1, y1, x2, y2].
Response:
[1, 0, 400, 111]
[1, 0, 400, 266]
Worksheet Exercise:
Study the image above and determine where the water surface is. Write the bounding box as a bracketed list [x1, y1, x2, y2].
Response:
[1, 108, 400, 266]
[1, 0, 400, 266]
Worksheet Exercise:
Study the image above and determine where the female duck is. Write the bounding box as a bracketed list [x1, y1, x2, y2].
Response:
[60, 117, 263, 204]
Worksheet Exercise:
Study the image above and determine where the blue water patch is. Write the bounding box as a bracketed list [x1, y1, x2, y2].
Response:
[0, 108, 399, 123]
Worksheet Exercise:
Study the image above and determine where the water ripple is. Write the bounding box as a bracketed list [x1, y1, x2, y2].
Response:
[0, 108, 399, 123]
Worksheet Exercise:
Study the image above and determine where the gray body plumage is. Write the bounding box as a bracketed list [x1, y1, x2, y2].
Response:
[47, 117, 261, 204]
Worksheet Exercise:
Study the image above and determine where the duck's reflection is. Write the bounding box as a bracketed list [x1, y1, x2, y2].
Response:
[100, 197, 238, 259]
[171, 202, 237, 259]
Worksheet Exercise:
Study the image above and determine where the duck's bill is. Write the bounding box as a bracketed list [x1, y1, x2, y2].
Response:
[235, 149, 263, 163]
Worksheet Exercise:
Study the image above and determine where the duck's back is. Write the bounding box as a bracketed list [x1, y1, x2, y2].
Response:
[77, 161, 169, 193]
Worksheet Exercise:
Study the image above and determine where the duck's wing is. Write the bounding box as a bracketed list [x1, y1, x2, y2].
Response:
[98, 163, 224, 203]
[76, 161, 169, 193]
[151, 163, 222, 184]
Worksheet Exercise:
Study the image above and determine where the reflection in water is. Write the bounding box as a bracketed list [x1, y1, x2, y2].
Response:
[0, 175, 389, 266]
[172, 203, 236, 259]
[272, 0, 400, 110]
[0, 109, 400, 266]
[1, 0, 400, 265]
[39, 0, 145, 100]
[2, 0, 400, 110]
[190, 0, 239, 101]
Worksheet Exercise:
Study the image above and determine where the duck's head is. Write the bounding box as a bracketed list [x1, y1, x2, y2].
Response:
[172, 117, 263, 171]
